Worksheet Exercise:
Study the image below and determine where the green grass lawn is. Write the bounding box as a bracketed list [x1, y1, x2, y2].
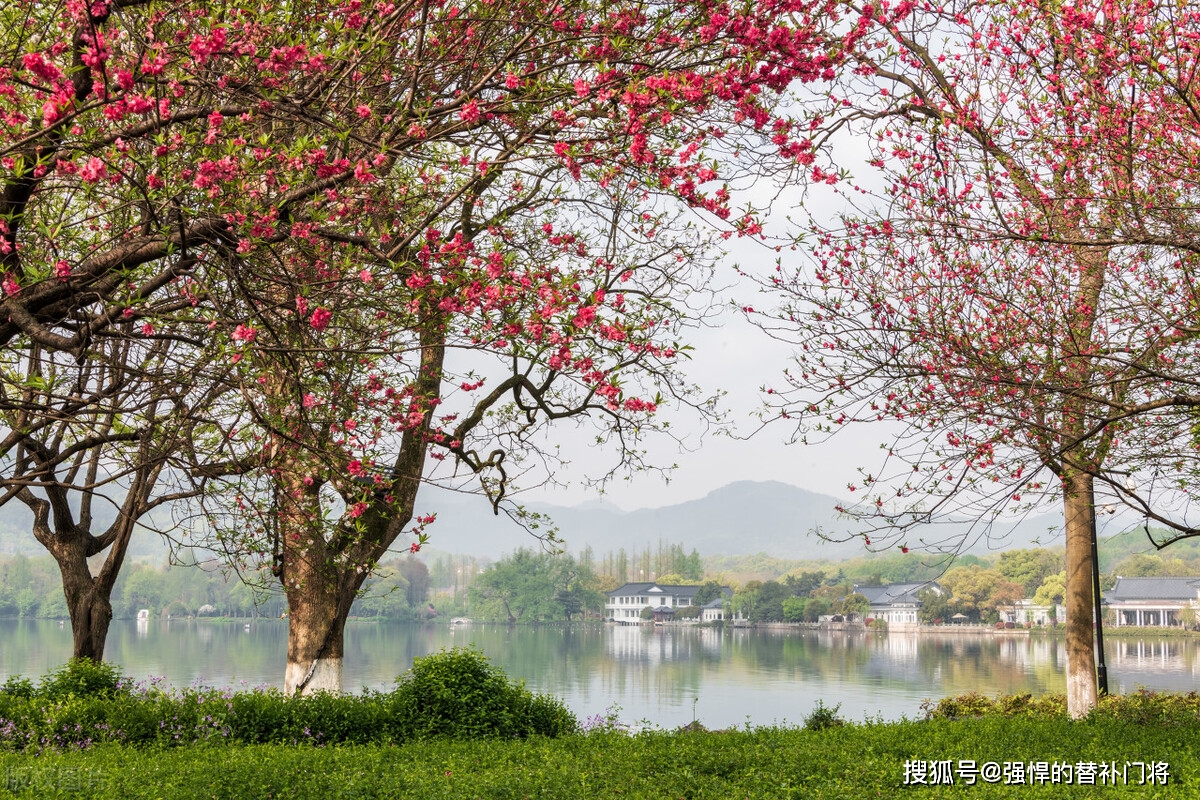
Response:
[1, 717, 1194, 799]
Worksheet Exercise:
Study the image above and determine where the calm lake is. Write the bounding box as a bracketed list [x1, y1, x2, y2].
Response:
[2, 619, 1197, 728]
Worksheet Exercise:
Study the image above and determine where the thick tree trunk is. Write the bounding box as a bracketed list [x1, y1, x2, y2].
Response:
[29, 492, 138, 664]
[276, 476, 344, 695]
[276, 476, 372, 695]
[274, 322, 443, 694]
[60, 558, 114, 662]
[1062, 470, 1098, 718]
[283, 574, 348, 694]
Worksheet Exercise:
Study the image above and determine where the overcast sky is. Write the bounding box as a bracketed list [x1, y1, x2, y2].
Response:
[501, 140, 884, 512]
[509, 235, 882, 512]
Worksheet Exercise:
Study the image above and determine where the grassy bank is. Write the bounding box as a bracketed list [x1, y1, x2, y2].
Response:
[0, 716, 1192, 799]
[4, 656, 1198, 798]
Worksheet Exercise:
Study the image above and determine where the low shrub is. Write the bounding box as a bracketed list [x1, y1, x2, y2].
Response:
[390, 646, 575, 739]
[803, 700, 844, 731]
[921, 689, 1200, 724]
[0, 649, 574, 753]
[37, 659, 130, 702]
[921, 692, 1067, 720]
[1094, 688, 1200, 725]
[0, 675, 35, 699]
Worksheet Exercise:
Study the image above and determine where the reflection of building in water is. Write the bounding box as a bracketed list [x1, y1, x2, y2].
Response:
[1109, 639, 1200, 693]
[605, 625, 697, 665]
[992, 636, 1066, 671]
[879, 634, 919, 660]
[1112, 640, 1182, 669]
[1104, 577, 1200, 627]
[197, 625, 214, 647]
[696, 627, 723, 657]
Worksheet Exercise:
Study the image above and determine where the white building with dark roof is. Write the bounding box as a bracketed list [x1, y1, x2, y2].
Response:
[605, 582, 732, 623]
[998, 599, 1065, 626]
[1104, 577, 1200, 628]
[853, 582, 942, 631]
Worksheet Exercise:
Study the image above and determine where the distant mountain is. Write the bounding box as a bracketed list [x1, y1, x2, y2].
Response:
[418, 480, 1068, 560]
[0, 479, 1072, 564]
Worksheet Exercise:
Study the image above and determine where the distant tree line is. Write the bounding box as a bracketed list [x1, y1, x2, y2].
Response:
[5, 530, 1190, 627]
[469, 549, 615, 623]
[595, 540, 704, 586]
[0, 554, 430, 621]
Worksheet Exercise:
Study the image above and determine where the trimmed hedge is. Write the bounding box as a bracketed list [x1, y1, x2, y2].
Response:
[923, 689, 1200, 726]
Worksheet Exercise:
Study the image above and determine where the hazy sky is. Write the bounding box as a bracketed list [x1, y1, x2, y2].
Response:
[508, 147, 881, 512]
[511, 238, 879, 512]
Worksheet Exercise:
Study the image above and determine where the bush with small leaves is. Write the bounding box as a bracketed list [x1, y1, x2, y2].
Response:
[390, 647, 575, 739]
[0, 676, 34, 699]
[38, 659, 131, 701]
[803, 700, 845, 731]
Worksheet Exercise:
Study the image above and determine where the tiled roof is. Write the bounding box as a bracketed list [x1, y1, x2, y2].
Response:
[606, 582, 658, 596]
[605, 583, 731, 600]
[1105, 577, 1200, 602]
[855, 582, 940, 606]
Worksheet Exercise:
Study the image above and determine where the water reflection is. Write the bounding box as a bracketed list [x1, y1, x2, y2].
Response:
[1, 620, 1198, 728]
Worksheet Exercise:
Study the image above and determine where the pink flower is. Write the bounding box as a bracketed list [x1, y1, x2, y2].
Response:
[309, 307, 332, 331]
[2, 274, 19, 296]
[505, 73, 520, 89]
[349, 501, 368, 518]
[458, 99, 480, 123]
[355, 104, 371, 118]
[54, 260, 71, 281]
[409, 542, 421, 553]
[344, 418, 357, 431]
[23, 52, 63, 83]
[302, 393, 318, 408]
[80, 157, 107, 183]
[232, 324, 257, 342]
[141, 322, 155, 336]
[347, 460, 365, 477]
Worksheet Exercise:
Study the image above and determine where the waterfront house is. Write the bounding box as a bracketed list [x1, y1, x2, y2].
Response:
[853, 582, 942, 631]
[997, 599, 1065, 626]
[605, 582, 734, 623]
[700, 596, 740, 622]
[1103, 577, 1200, 628]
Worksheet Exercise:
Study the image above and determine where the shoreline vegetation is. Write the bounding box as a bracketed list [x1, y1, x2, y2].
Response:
[2, 527, 1200, 633]
[1, 657, 1196, 798]
[9, 613, 1200, 638]
[6, 527, 1200, 630]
